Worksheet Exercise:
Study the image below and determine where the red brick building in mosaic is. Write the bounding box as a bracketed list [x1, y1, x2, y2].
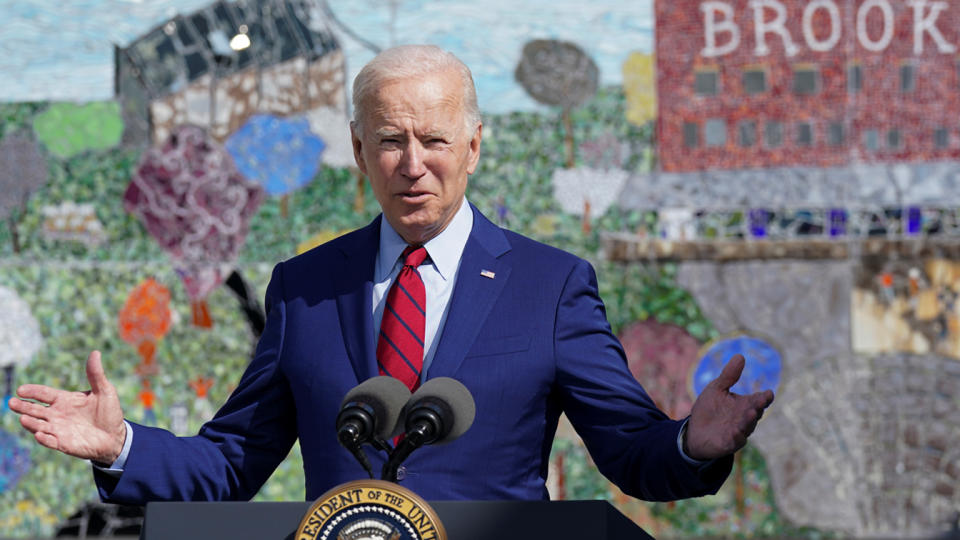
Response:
[655, 0, 960, 172]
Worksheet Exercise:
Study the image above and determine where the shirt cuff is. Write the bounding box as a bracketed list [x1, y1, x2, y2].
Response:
[677, 419, 709, 466]
[90, 420, 133, 478]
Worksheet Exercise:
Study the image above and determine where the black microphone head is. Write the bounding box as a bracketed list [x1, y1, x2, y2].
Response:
[340, 376, 411, 440]
[406, 377, 475, 445]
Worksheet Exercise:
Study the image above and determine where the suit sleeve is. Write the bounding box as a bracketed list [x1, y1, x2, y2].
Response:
[554, 258, 732, 501]
[95, 263, 299, 503]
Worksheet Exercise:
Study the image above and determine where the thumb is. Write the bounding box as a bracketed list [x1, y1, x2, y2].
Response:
[86, 350, 111, 395]
[713, 354, 745, 392]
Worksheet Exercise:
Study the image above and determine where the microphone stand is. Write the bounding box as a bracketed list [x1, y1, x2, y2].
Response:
[381, 423, 430, 482]
[337, 423, 374, 479]
[337, 401, 396, 479]
[370, 438, 392, 454]
[381, 403, 445, 482]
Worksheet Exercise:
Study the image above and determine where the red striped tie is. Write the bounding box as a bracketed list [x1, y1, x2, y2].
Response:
[377, 246, 428, 391]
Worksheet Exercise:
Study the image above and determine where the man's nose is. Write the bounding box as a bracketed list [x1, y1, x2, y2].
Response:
[399, 142, 426, 179]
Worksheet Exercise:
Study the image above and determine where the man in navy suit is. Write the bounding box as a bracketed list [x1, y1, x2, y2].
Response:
[11, 45, 773, 503]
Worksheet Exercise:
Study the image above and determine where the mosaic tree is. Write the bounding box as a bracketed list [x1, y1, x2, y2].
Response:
[32, 102, 123, 160]
[551, 167, 629, 234]
[124, 125, 264, 327]
[0, 286, 43, 410]
[515, 39, 598, 168]
[0, 133, 48, 254]
[225, 114, 325, 218]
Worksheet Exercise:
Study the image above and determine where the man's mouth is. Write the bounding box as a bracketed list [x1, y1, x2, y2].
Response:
[398, 191, 431, 202]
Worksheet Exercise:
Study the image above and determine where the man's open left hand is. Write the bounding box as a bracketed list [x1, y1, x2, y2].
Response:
[684, 353, 774, 461]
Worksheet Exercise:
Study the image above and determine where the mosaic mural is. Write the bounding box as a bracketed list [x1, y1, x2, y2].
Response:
[1, 0, 958, 538]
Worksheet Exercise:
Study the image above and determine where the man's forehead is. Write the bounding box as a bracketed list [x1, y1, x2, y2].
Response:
[369, 71, 461, 107]
[354, 69, 471, 136]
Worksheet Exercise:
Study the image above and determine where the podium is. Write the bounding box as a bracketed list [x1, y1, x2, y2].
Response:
[141, 499, 654, 539]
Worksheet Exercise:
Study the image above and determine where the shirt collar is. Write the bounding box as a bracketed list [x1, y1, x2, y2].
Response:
[376, 197, 474, 281]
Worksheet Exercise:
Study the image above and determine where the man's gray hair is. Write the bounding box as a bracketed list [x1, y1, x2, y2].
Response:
[352, 45, 481, 135]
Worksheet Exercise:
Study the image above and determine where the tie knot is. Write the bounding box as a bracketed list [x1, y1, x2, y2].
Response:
[401, 246, 428, 268]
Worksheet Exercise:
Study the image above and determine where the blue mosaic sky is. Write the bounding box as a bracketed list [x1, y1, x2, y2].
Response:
[0, 0, 653, 113]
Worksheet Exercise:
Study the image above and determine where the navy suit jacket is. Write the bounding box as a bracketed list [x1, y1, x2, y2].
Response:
[97, 205, 731, 503]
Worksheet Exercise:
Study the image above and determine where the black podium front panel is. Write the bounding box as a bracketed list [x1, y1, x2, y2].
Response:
[141, 499, 654, 539]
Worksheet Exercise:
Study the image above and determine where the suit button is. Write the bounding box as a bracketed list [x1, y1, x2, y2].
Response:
[397, 466, 406, 480]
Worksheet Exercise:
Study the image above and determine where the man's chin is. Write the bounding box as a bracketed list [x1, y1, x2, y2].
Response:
[391, 212, 441, 243]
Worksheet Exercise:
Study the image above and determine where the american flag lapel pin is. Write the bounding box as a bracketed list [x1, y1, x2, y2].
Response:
[480, 269, 496, 279]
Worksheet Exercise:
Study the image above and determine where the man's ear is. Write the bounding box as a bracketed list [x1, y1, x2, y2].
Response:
[466, 123, 483, 175]
[350, 121, 367, 175]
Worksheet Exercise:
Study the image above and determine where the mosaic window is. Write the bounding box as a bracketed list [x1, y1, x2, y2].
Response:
[863, 129, 879, 151]
[738, 120, 757, 147]
[683, 122, 699, 148]
[796, 122, 814, 146]
[742, 68, 766, 94]
[765, 120, 783, 148]
[694, 70, 718, 96]
[704, 118, 726, 147]
[827, 122, 844, 146]
[887, 129, 902, 150]
[934, 127, 949, 148]
[793, 66, 818, 95]
[900, 64, 916, 93]
[847, 64, 863, 94]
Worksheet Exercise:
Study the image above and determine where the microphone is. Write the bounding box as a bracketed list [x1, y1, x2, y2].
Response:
[381, 377, 476, 482]
[336, 376, 411, 478]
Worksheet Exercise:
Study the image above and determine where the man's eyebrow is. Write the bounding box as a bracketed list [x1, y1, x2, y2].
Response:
[374, 128, 403, 137]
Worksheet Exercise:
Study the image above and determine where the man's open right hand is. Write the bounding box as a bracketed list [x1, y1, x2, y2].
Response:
[9, 350, 127, 465]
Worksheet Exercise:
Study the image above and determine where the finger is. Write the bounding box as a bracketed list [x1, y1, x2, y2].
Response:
[7, 397, 50, 420]
[34, 431, 60, 452]
[743, 415, 761, 438]
[16, 384, 63, 405]
[86, 350, 110, 395]
[740, 398, 769, 436]
[752, 389, 775, 409]
[713, 354, 746, 392]
[19, 413, 53, 435]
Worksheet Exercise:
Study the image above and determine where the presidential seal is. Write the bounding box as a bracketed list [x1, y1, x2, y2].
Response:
[296, 480, 446, 540]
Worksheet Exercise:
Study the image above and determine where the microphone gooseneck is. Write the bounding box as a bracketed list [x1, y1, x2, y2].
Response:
[381, 377, 476, 482]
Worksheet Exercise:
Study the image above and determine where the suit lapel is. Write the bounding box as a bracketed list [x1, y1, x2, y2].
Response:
[335, 216, 381, 382]
[429, 205, 512, 379]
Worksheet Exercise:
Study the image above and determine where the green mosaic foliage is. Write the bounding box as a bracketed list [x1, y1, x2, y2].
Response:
[32, 102, 123, 159]
[0, 103, 46, 139]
